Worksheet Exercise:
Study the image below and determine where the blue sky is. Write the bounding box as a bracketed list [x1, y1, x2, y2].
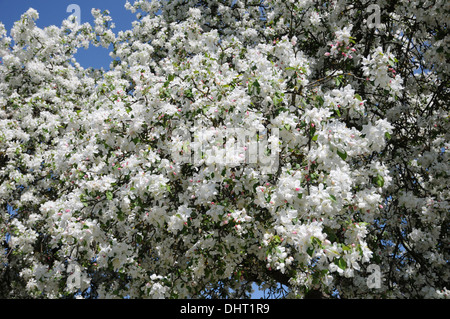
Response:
[0, 0, 136, 69]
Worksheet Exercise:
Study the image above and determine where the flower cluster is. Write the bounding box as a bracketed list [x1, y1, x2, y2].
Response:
[324, 26, 357, 60]
[361, 46, 403, 96]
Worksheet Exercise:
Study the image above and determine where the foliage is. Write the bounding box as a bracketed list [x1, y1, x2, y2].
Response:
[0, 0, 448, 299]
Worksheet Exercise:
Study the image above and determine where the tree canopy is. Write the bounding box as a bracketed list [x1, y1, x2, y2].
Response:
[0, 0, 448, 299]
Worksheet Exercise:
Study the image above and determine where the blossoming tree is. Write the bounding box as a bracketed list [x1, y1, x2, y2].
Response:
[0, 0, 448, 299]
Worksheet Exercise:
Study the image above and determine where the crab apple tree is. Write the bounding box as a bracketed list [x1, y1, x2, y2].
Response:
[0, 0, 448, 299]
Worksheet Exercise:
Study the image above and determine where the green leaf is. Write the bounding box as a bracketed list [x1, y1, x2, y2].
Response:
[329, 194, 337, 202]
[315, 95, 324, 106]
[312, 134, 318, 141]
[254, 81, 261, 94]
[323, 226, 337, 242]
[337, 149, 347, 161]
[106, 191, 113, 200]
[311, 237, 322, 246]
[373, 174, 385, 188]
[354, 94, 362, 101]
[275, 107, 289, 115]
[117, 210, 125, 221]
[163, 74, 175, 88]
[384, 132, 391, 140]
[337, 258, 347, 270]
[272, 235, 282, 245]
[184, 88, 194, 98]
